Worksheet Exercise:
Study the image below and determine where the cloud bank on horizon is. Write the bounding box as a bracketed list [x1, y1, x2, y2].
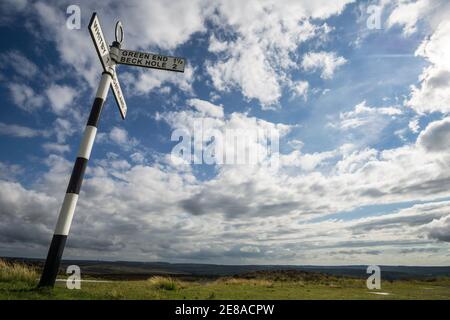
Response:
[0, 0, 449, 265]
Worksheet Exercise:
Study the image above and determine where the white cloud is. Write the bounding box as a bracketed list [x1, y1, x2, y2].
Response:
[21, 0, 352, 107]
[45, 84, 76, 115]
[5, 0, 450, 265]
[206, 0, 353, 107]
[29, 1, 208, 90]
[280, 149, 337, 171]
[109, 127, 129, 145]
[115, 0, 210, 50]
[417, 116, 450, 152]
[108, 127, 138, 151]
[206, 43, 283, 107]
[130, 152, 145, 164]
[188, 98, 224, 118]
[122, 64, 195, 96]
[0, 50, 38, 78]
[0, 122, 48, 138]
[407, 20, 450, 113]
[386, 0, 432, 36]
[54, 118, 76, 144]
[329, 101, 403, 146]
[42, 142, 70, 154]
[288, 139, 304, 150]
[240, 245, 260, 253]
[3, 116, 450, 263]
[301, 51, 347, 79]
[338, 101, 402, 130]
[383, 1, 450, 114]
[208, 34, 229, 53]
[290, 80, 309, 100]
[423, 214, 450, 242]
[157, 101, 450, 222]
[409, 118, 420, 133]
[0, 0, 27, 25]
[158, 99, 291, 166]
[8, 83, 44, 112]
[0, 162, 23, 181]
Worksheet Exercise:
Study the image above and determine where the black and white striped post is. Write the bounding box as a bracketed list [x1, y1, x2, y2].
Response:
[38, 70, 113, 287]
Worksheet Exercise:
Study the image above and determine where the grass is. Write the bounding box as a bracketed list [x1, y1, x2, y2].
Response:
[147, 276, 179, 290]
[0, 259, 38, 286]
[0, 261, 449, 300]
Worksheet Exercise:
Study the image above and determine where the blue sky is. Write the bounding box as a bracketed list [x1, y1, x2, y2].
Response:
[0, 0, 449, 265]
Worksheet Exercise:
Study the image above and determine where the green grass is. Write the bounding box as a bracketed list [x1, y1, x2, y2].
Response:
[0, 260, 449, 300]
[1, 277, 450, 300]
[147, 276, 178, 290]
[0, 259, 38, 286]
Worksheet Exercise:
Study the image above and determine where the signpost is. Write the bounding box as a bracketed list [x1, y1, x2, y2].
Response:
[38, 12, 186, 288]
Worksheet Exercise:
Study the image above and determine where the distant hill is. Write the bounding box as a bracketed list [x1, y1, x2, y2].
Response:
[3, 257, 450, 280]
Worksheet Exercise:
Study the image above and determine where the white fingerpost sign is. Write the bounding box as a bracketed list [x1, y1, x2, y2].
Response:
[38, 12, 186, 288]
[88, 13, 111, 71]
[117, 49, 185, 72]
[110, 66, 127, 119]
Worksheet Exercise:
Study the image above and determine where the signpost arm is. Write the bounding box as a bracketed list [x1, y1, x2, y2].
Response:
[38, 71, 113, 287]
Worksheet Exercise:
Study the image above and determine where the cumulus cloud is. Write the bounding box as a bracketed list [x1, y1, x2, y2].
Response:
[0, 0, 27, 25]
[290, 81, 309, 100]
[53, 118, 77, 144]
[158, 102, 450, 223]
[42, 142, 70, 154]
[424, 216, 450, 242]
[45, 84, 76, 115]
[206, 0, 352, 107]
[384, 0, 450, 114]
[329, 101, 403, 146]
[407, 20, 450, 113]
[301, 51, 347, 79]
[2, 111, 450, 263]
[8, 83, 44, 112]
[121, 64, 195, 96]
[0, 50, 38, 78]
[417, 116, 450, 152]
[4, 0, 450, 265]
[107, 127, 139, 152]
[17, 0, 352, 107]
[188, 98, 224, 118]
[158, 99, 291, 166]
[409, 118, 420, 133]
[25, 0, 208, 90]
[0, 122, 48, 138]
[1, 157, 449, 264]
[338, 101, 402, 130]
[386, 0, 433, 36]
[0, 162, 23, 181]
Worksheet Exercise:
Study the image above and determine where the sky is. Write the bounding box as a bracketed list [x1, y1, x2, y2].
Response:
[0, 0, 449, 266]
